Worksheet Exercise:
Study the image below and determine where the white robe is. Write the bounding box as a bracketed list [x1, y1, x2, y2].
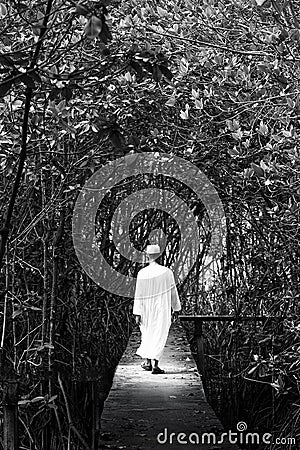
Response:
[133, 262, 181, 360]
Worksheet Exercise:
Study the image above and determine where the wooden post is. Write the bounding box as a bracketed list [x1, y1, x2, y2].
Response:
[1, 349, 19, 450]
[3, 379, 19, 450]
[194, 320, 206, 382]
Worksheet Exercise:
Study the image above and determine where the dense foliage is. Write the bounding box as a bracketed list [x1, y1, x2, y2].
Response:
[0, 0, 299, 448]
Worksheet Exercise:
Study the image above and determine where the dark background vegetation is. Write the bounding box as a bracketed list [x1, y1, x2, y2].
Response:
[0, 0, 299, 448]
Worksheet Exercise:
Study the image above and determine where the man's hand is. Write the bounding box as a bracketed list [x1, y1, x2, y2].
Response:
[135, 315, 141, 326]
[172, 311, 179, 322]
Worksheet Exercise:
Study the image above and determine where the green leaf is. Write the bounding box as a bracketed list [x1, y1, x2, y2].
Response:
[31, 396, 45, 403]
[157, 6, 168, 17]
[18, 399, 32, 406]
[0, 79, 12, 97]
[61, 86, 72, 101]
[128, 134, 140, 149]
[260, 160, 269, 172]
[0, 55, 15, 67]
[257, 63, 269, 73]
[143, 61, 153, 74]
[49, 87, 61, 100]
[12, 309, 23, 319]
[130, 60, 143, 77]
[255, 0, 268, 5]
[194, 98, 203, 110]
[179, 58, 189, 76]
[99, 22, 112, 44]
[32, 22, 43, 36]
[232, 129, 243, 140]
[248, 365, 258, 375]
[180, 104, 190, 120]
[0, 2, 7, 18]
[18, 396, 45, 404]
[251, 163, 264, 177]
[286, 97, 294, 109]
[47, 395, 58, 403]
[159, 65, 173, 80]
[152, 64, 162, 82]
[109, 129, 125, 149]
[76, 2, 89, 16]
[165, 95, 176, 107]
[258, 121, 268, 136]
[57, 99, 66, 112]
[84, 15, 102, 40]
[228, 147, 239, 157]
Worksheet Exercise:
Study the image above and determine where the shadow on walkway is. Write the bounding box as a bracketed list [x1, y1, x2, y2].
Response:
[100, 322, 240, 450]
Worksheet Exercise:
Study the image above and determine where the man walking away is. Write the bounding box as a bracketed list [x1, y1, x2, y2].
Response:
[133, 244, 181, 374]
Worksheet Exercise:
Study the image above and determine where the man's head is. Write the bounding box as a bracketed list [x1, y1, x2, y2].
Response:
[145, 244, 161, 261]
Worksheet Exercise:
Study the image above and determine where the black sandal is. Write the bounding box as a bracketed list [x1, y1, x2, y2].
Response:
[152, 367, 165, 374]
[141, 362, 152, 371]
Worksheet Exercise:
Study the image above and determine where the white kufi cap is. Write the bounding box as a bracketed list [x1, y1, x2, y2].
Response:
[145, 244, 160, 254]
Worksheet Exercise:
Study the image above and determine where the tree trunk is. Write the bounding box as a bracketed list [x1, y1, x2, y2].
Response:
[0, 349, 19, 450]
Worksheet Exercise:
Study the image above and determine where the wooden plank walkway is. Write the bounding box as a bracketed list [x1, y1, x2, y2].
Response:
[100, 322, 240, 450]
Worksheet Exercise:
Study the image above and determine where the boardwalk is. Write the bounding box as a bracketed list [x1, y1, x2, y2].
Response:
[100, 322, 240, 450]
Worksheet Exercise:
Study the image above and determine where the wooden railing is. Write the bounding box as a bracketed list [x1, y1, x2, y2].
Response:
[179, 315, 281, 383]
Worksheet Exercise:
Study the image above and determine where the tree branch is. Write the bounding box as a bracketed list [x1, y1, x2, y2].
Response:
[0, 0, 54, 270]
